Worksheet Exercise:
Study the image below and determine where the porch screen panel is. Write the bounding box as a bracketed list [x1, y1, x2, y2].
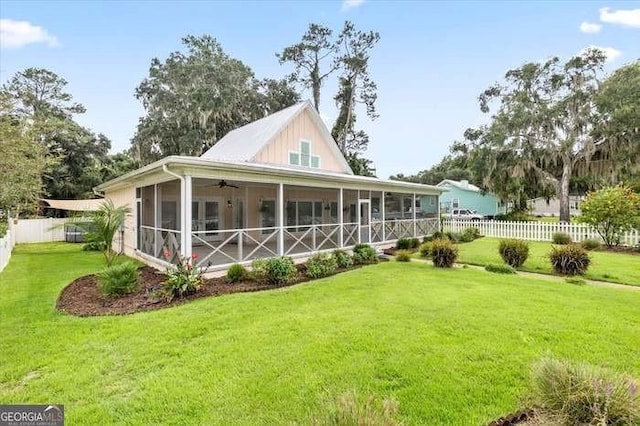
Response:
[157, 180, 182, 263]
[140, 185, 156, 257]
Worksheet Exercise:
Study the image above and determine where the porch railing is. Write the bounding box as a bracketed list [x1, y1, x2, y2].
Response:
[140, 225, 182, 264]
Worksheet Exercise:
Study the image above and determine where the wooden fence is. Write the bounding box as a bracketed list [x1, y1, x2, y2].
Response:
[442, 219, 640, 246]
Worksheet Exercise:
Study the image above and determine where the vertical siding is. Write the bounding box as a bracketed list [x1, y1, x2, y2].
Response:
[106, 185, 135, 256]
[440, 187, 500, 216]
[254, 110, 348, 173]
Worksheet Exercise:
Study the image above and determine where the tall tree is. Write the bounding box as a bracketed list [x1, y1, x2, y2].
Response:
[463, 49, 639, 222]
[2, 68, 85, 119]
[132, 35, 299, 164]
[0, 95, 52, 215]
[277, 23, 338, 111]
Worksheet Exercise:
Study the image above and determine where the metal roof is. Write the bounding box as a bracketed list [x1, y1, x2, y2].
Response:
[200, 101, 305, 162]
[437, 179, 482, 193]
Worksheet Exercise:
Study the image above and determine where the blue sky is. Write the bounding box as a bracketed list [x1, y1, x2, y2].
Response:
[1, 0, 639, 178]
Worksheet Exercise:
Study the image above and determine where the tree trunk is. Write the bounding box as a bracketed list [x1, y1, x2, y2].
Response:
[559, 160, 572, 223]
[312, 63, 321, 112]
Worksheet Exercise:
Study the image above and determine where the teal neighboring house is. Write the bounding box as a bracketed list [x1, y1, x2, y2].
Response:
[436, 179, 505, 217]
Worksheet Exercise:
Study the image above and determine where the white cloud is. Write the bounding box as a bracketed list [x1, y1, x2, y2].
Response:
[0, 19, 59, 49]
[581, 45, 622, 63]
[341, 0, 365, 12]
[599, 7, 640, 28]
[579, 21, 602, 33]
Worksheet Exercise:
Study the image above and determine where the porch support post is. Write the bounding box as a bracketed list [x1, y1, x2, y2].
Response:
[277, 183, 284, 256]
[381, 191, 386, 242]
[184, 175, 192, 259]
[437, 193, 441, 232]
[153, 184, 159, 257]
[338, 188, 344, 248]
[412, 192, 417, 237]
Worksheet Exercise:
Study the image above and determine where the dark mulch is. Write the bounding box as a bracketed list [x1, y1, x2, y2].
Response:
[599, 245, 639, 255]
[56, 262, 376, 317]
[487, 408, 535, 426]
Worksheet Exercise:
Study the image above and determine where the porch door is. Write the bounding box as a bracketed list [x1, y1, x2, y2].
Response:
[192, 198, 222, 243]
[359, 200, 371, 244]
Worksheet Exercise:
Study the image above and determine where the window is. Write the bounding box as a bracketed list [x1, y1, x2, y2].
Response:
[289, 140, 320, 168]
[286, 200, 324, 231]
[289, 152, 300, 165]
[452, 198, 460, 209]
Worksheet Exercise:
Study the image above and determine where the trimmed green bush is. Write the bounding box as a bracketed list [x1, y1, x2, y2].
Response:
[97, 261, 139, 297]
[396, 238, 413, 250]
[409, 238, 420, 249]
[424, 231, 445, 242]
[264, 256, 297, 285]
[418, 242, 432, 258]
[549, 244, 591, 276]
[498, 239, 530, 268]
[306, 253, 338, 279]
[250, 259, 268, 282]
[431, 239, 458, 268]
[226, 263, 247, 283]
[484, 263, 516, 274]
[552, 232, 573, 245]
[530, 358, 640, 425]
[352, 244, 378, 265]
[332, 249, 353, 269]
[581, 238, 601, 251]
[459, 227, 480, 243]
[445, 231, 461, 243]
[395, 250, 412, 262]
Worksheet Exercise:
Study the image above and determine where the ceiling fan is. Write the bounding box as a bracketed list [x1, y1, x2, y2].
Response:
[217, 179, 239, 189]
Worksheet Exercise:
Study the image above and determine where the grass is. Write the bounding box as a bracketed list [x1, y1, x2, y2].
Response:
[455, 238, 640, 286]
[1, 243, 640, 425]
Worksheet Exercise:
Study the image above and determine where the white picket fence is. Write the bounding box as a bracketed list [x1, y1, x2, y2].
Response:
[0, 226, 16, 273]
[443, 219, 640, 246]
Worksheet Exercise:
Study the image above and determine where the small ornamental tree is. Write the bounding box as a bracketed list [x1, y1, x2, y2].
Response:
[578, 185, 640, 246]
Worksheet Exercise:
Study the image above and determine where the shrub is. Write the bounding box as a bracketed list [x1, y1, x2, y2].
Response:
[530, 358, 640, 425]
[498, 239, 530, 268]
[552, 232, 572, 245]
[445, 231, 461, 243]
[395, 250, 412, 262]
[548, 244, 591, 276]
[579, 185, 640, 246]
[431, 238, 458, 268]
[396, 238, 412, 250]
[264, 256, 297, 285]
[250, 259, 268, 282]
[0, 222, 7, 238]
[332, 250, 353, 269]
[460, 227, 480, 242]
[306, 253, 338, 279]
[424, 230, 445, 242]
[485, 263, 516, 274]
[97, 261, 139, 297]
[82, 240, 106, 251]
[164, 255, 203, 300]
[311, 390, 401, 426]
[581, 238, 601, 251]
[352, 244, 378, 265]
[418, 242, 432, 258]
[226, 263, 247, 283]
[409, 237, 420, 249]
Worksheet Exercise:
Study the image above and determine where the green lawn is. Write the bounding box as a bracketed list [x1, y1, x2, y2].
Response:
[1, 243, 640, 425]
[454, 237, 640, 286]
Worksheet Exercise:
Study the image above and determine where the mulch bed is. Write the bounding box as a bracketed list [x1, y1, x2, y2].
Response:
[56, 263, 371, 317]
[598, 245, 639, 255]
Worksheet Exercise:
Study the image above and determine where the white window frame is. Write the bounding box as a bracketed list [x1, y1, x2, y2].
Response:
[452, 198, 460, 209]
[288, 139, 320, 168]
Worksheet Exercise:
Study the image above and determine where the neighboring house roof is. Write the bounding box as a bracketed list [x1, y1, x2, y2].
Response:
[200, 100, 353, 175]
[41, 198, 104, 211]
[436, 179, 483, 193]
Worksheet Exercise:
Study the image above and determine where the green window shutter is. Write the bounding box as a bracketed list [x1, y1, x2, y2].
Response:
[289, 152, 300, 165]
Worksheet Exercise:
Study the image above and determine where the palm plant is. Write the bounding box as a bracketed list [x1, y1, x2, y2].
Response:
[80, 200, 130, 266]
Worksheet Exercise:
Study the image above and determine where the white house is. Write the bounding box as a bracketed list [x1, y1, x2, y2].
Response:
[96, 101, 443, 271]
[528, 196, 584, 217]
